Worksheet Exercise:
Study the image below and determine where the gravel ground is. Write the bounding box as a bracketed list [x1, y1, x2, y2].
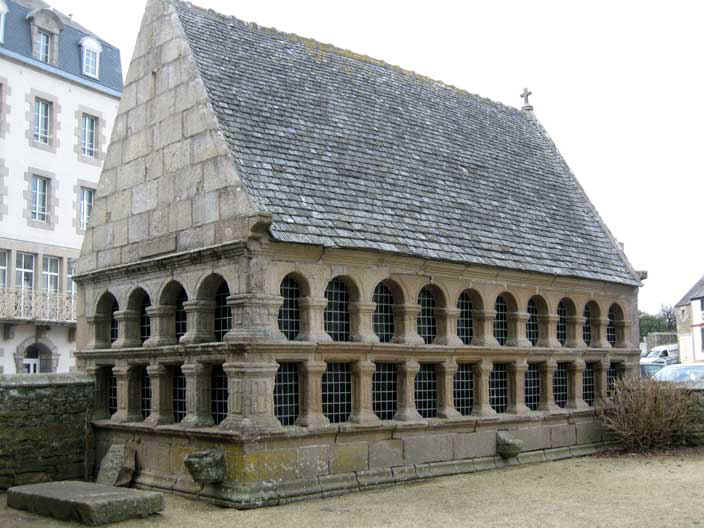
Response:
[3, 450, 704, 528]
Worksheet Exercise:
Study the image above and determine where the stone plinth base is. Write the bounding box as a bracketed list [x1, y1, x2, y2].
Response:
[93, 410, 607, 509]
[7, 481, 164, 525]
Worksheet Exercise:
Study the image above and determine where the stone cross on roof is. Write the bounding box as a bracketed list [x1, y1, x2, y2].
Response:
[521, 88, 533, 110]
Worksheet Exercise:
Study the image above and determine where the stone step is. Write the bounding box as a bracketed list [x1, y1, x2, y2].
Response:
[7, 481, 164, 526]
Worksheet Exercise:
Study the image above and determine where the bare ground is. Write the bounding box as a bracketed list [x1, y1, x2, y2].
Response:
[3, 450, 704, 528]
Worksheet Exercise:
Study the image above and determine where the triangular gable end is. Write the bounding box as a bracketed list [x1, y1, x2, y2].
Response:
[78, 0, 264, 276]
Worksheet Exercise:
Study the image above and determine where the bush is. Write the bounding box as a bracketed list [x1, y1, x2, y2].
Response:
[599, 376, 703, 452]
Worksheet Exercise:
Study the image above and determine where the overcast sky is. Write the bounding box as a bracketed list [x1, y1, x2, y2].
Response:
[52, 0, 703, 314]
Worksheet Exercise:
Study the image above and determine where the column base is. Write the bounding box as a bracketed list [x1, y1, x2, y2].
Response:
[224, 328, 287, 343]
[471, 336, 500, 347]
[568, 399, 591, 411]
[296, 412, 330, 429]
[180, 332, 213, 345]
[349, 409, 382, 425]
[350, 334, 381, 344]
[111, 412, 143, 424]
[540, 403, 561, 413]
[434, 335, 463, 346]
[144, 413, 174, 426]
[565, 338, 588, 349]
[392, 335, 425, 346]
[472, 404, 497, 417]
[112, 338, 142, 349]
[507, 337, 532, 347]
[220, 415, 283, 433]
[181, 414, 214, 428]
[296, 333, 332, 343]
[438, 406, 462, 419]
[143, 336, 177, 347]
[393, 408, 424, 422]
[507, 403, 531, 415]
[537, 338, 563, 348]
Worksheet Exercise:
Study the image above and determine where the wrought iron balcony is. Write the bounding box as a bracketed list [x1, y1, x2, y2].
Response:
[0, 288, 76, 324]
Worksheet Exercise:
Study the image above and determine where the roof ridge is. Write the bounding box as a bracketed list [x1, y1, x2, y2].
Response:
[171, 0, 521, 116]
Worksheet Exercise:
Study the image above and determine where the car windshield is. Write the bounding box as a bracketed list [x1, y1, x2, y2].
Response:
[654, 366, 704, 385]
[647, 350, 664, 358]
[641, 364, 664, 378]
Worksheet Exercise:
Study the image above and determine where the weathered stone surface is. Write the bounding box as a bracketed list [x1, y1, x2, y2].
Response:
[496, 431, 523, 459]
[512, 427, 550, 451]
[184, 449, 225, 484]
[369, 439, 403, 468]
[550, 425, 577, 448]
[403, 434, 452, 464]
[453, 430, 496, 459]
[331, 442, 368, 474]
[96, 444, 137, 487]
[7, 481, 164, 526]
[0, 375, 93, 491]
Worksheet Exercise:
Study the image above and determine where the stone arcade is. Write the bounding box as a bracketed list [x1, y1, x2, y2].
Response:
[75, 0, 643, 507]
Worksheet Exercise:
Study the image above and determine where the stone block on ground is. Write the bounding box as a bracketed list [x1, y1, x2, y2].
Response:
[7, 481, 164, 526]
[96, 443, 136, 487]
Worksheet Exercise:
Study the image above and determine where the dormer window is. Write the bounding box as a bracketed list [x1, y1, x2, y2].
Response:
[36, 30, 50, 62]
[0, 1, 8, 45]
[80, 37, 102, 79]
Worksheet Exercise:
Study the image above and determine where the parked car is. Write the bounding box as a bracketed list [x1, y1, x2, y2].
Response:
[652, 364, 704, 390]
[640, 344, 680, 378]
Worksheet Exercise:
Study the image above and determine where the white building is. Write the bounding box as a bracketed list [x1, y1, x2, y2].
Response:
[675, 274, 704, 363]
[0, 0, 121, 374]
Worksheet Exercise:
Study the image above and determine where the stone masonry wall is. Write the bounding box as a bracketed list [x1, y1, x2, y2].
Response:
[0, 374, 94, 490]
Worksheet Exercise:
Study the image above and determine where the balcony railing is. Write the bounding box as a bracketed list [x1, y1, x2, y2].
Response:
[0, 288, 76, 323]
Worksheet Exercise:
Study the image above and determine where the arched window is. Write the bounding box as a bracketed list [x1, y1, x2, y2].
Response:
[494, 296, 508, 346]
[278, 276, 301, 340]
[582, 305, 592, 346]
[214, 282, 232, 342]
[557, 301, 568, 346]
[110, 297, 118, 343]
[526, 299, 539, 346]
[175, 289, 187, 341]
[607, 305, 618, 347]
[140, 298, 151, 344]
[417, 287, 437, 345]
[373, 282, 395, 343]
[324, 278, 350, 342]
[525, 363, 541, 411]
[457, 292, 473, 345]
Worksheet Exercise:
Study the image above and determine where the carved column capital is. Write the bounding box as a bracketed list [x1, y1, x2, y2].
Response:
[434, 307, 463, 346]
[225, 294, 286, 343]
[391, 304, 424, 345]
[180, 300, 216, 344]
[472, 310, 500, 347]
[349, 302, 380, 344]
[143, 306, 177, 347]
[297, 297, 332, 343]
[112, 310, 141, 349]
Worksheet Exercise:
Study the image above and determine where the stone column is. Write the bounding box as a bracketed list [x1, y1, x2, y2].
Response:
[472, 359, 497, 416]
[86, 365, 109, 420]
[435, 308, 463, 346]
[143, 306, 177, 347]
[349, 303, 380, 343]
[112, 310, 141, 348]
[590, 318, 611, 349]
[437, 359, 461, 419]
[393, 359, 423, 421]
[225, 294, 286, 342]
[85, 314, 110, 350]
[508, 360, 530, 415]
[296, 360, 329, 427]
[614, 321, 630, 348]
[539, 360, 560, 412]
[296, 297, 332, 342]
[567, 360, 589, 410]
[624, 358, 639, 379]
[594, 358, 610, 407]
[471, 310, 500, 347]
[144, 364, 173, 425]
[537, 314, 561, 348]
[180, 363, 214, 427]
[350, 359, 381, 424]
[111, 365, 142, 423]
[566, 316, 587, 348]
[392, 305, 424, 345]
[507, 312, 531, 347]
[221, 361, 282, 432]
[180, 300, 215, 344]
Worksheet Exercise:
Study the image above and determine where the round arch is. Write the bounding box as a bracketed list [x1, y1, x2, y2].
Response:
[14, 337, 58, 374]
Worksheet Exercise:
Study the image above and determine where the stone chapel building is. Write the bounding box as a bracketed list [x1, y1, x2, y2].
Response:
[75, 0, 643, 507]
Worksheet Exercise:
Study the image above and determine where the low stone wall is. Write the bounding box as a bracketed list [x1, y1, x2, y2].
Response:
[94, 410, 606, 508]
[0, 374, 94, 490]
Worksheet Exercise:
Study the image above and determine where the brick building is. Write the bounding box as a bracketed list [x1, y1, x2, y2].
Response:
[75, 0, 643, 507]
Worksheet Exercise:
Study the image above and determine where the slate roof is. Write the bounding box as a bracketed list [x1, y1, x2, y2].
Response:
[1, 0, 122, 94]
[173, 0, 639, 286]
[676, 274, 704, 307]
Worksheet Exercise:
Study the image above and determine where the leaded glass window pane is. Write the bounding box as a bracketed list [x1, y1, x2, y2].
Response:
[494, 296, 508, 346]
[557, 301, 568, 346]
[527, 299, 539, 346]
[553, 362, 569, 408]
[141, 367, 151, 420]
[173, 366, 186, 422]
[322, 362, 352, 423]
[278, 277, 300, 340]
[324, 278, 350, 342]
[373, 282, 395, 343]
[140, 297, 151, 344]
[583, 362, 595, 406]
[214, 282, 231, 342]
[453, 363, 474, 416]
[457, 292, 473, 345]
[274, 362, 300, 426]
[525, 363, 541, 411]
[417, 288, 437, 345]
[373, 363, 397, 420]
[583, 306, 592, 346]
[607, 306, 617, 347]
[490, 363, 508, 413]
[175, 289, 187, 340]
[211, 365, 228, 425]
[415, 364, 437, 418]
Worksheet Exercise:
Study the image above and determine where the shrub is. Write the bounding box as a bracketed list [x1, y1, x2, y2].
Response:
[599, 376, 703, 452]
